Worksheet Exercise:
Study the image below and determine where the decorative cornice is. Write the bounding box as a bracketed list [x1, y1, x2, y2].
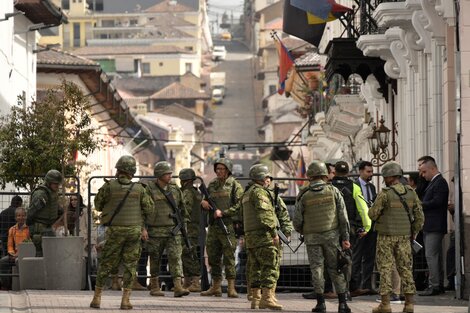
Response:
[421, 0, 446, 45]
[360, 75, 386, 113]
[411, 10, 432, 53]
[385, 28, 408, 79]
[373, 2, 413, 29]
[357, 34, 400, 79]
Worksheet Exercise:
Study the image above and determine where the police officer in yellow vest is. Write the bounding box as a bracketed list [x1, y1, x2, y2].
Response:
[242, 164, 282, 310]
[293, 161, 351, 313]
[146, 161, 190, 298]
[27, 169, 63, 257]
[90, 155, 154, 310]
[369, 161, 424, 313]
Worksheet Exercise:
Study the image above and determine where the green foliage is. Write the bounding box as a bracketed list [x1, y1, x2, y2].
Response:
[0, 80, 101, 191]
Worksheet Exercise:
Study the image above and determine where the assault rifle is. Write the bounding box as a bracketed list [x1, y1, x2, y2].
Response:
[272, 184, 296, 253]
[155, 184, 193, 257]
[196, 177, 233, 248]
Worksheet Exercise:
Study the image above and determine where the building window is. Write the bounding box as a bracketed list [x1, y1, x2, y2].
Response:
[61, 0, 70, 10]
[73, 23, 81, 47]
[86, 0, 103, 11]
[159, 62, 163, 67]
[143, 63, 150, 74]
[185, 63, 192, 73]
[185, 46, 193, 51]
[269, 85, 277, 95]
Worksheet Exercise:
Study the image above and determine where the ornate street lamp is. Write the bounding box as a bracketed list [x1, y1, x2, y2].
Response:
[368, 116, 398, 167]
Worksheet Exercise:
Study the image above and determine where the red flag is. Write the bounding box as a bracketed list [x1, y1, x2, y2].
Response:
[296, 154, 306, 186]
[275, 39, 294, 95]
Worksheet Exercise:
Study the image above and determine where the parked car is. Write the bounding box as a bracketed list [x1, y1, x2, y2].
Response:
[232, 164, 243, 177]
[212, 45, 227, 61]
[220, 32, 232, 41]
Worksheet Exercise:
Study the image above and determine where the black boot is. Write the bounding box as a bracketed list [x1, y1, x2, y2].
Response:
[338, 293, 351, 313]
[312, 294, 326, 313]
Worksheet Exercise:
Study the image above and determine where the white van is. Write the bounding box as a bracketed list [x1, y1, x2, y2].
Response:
[212, 88, 223, 104]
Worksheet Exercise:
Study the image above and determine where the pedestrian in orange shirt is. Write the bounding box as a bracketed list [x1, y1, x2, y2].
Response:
[0, 207, 30, 290]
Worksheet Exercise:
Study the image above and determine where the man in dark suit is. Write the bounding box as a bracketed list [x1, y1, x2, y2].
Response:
[353, 161, 377, 294]
[418, 156, 449, 296]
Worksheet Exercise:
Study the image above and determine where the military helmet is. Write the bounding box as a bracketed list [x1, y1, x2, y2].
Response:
[213, 158, 233, 174]
[154, 161, 173, 177]
[381, 161, 403, 177]
[249, 164, 271, 181]
[306, 160, 328, 177]
[115, 155, 137, 175]
[44, 169, 63, 184]
[179, 168, 196, 181]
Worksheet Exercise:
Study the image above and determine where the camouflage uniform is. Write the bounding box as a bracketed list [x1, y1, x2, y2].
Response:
[146, 181, 187, 279]
[27, 170, 62, 257]
[293, 180, 350, 295]
[205, 175, 243, 280]
[181, 184, 202, 278]
[94, 175, 154, 289]
[369, 183, 424, 296]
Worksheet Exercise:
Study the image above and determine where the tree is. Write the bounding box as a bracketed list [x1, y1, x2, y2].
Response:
[0, 80, 102, 192]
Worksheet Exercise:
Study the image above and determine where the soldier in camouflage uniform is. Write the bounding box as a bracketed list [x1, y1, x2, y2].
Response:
[200, 158, 243, 298]
[293, 161, 351, 313]
[179, 168, 203, 292]
[90, 155, 154, 310]
[241, 164, 282, 310]
[27, 169, 63, 257]
[368, 161, 424, 313]
[146, 161, 190, 298]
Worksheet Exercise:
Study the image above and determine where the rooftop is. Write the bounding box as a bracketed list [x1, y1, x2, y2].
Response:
[72, 45, 186, 56]
[145, 0, 195, 13]
[150, 82, 210, 100]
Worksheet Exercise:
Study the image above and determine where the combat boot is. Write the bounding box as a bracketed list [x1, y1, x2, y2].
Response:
[173, 277, 190, 297]
[149, 277, 165, 297]
[200, 278, 222, 297]
[251, 288, 261, 309]
[259, 287, 282, 310]
[402, 293, 414, 313]
[132, 277, 146, 291]
[111, 276, 121, 291]
[338, 293, 351, 313]
[90, 286, 103, 309]
[227, 278, 239, 298]
[312, 293, 326, 313]
[372, 294, 391, 313]
[120, 288, 132, 310]
[188, 276, 201, 292]
[183, 276, 191, 289]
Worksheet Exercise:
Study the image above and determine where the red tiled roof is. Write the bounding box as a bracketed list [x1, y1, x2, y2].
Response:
[37, 48, 98, 68]
[73, 45, 186, 56]
[149, 82, 209, 100]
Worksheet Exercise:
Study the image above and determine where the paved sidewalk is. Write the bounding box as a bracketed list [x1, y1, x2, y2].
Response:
[0, 290, 467, 313]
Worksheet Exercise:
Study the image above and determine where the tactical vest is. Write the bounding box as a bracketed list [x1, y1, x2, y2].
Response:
[375, 185, 415, 236]
[147, 181, 175, 227]
[101, 180, 143, 226]
[208, 178, 236, 226]
[301, 184, 338, 234]
[32, 185, 59, 225]
[331, 178, 357, 224]
[242, 184, 266, 233]
[182, 185, 202, 237]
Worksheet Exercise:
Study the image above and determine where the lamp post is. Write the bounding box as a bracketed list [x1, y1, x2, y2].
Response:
[368, 116, 398, 167]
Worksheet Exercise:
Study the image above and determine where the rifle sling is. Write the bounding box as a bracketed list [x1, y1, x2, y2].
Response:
[106, 182, 135, 226]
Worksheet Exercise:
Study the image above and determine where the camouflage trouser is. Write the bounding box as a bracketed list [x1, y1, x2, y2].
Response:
[30, 222, 55, 257]
[95, 226, 142, 289]
[206, 226, 237, 279]
[306, 237, 347, 294]
[246, 242, 282, 286]
[376, 234, 416, 295]
[247, 245, 279, 289]
[147, 235, 183, 278]
[182, 237, 200, 277]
